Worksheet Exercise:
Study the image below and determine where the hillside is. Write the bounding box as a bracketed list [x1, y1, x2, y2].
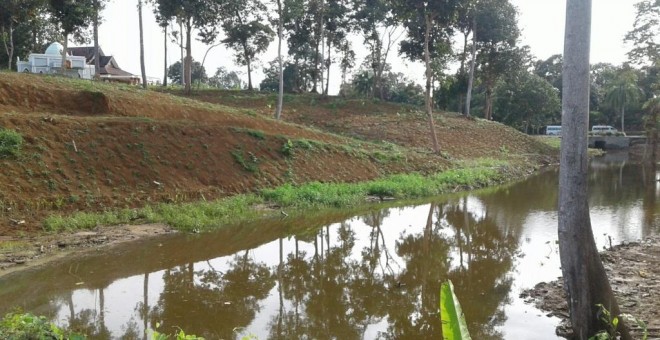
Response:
[0, 73, 554, 236]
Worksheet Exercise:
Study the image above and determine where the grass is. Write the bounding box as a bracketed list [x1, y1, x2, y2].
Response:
[0, 128, 23, 158]
[0, 241, 31, 253]
[43, 161, 509, 233]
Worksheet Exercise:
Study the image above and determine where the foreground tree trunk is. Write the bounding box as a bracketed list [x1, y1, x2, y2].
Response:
[558, 1, 630, 338]
[61, 33, 69, 72]
[275, 0, 284, 120]
[2, 22, 14, 70]
[138, 0, 147, 89]
[424, 14, 440, 153]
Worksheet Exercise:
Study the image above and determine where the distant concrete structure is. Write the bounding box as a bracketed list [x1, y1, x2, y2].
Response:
[16, 42, 140, 84]
[16, 42, 94, 79]
[588, 136, 631, 149]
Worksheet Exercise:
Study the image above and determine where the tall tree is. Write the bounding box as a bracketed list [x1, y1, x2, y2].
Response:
[153, 0, 217, 94]
[558, 0, 630, 338]
[1, 0, 51, 70]
[624, 0, 659, 68]
[473, 0, 521, 120]
[48, 0, 96, 71]
[220, 0, 274, 90]
[137, 0, 147, 88]
[274, 0, 284, 119]
[91, 0, 106, 79]
[394, 0, 461, 153]
[167, 59, 207, 85]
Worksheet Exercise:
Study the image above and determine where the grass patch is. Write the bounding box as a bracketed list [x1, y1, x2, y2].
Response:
[44, 194, 263, 232]
[230, 149, 260, 173]
[535, 136, 561, 149]
[0, 128, 24, 158]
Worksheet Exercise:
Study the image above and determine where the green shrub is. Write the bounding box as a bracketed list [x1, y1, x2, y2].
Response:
[0, 311, 84, 340]
[0, 128, 23, 158]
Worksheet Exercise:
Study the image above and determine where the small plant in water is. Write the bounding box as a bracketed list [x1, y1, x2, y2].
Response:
[151, 323, 205, 340]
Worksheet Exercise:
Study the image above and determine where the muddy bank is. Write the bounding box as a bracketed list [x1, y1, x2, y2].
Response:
[0, 224, 173, 278]
[521, 236, 660, 339]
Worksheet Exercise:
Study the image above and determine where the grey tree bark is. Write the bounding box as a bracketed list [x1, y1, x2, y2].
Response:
[558, 0, 630, 338]
[138, 0, 147, 89]
[275, 0, 284, 120]
[424, 14, 440, 153]
[465, 18, 476, 117]
[163, 25, 168, 87]
[94, 5, 100, 79]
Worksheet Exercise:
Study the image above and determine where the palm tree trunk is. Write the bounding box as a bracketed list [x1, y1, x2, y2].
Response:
[184, 19, 192, 94]
[94, 7, 100, 79]
[621, 105, 625, 133]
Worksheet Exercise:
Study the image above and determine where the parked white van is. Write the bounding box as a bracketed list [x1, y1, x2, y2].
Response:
[591, 125, 618, 134]
[546, 125, 561, 136]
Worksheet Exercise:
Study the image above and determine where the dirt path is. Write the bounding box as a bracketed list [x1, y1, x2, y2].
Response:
[0, 224, 173, 279]
[522, 236, 660, 339]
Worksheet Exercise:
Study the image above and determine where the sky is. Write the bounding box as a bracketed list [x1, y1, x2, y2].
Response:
[82, 0, 638, 94]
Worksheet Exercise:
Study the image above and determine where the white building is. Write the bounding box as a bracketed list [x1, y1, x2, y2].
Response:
[16, 42, 95, 79]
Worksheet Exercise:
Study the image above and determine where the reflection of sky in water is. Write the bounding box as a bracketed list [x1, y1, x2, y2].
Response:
[4, 160, 659, 339]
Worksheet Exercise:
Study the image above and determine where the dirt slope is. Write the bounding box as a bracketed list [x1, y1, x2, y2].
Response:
[0, 73, 554, 236]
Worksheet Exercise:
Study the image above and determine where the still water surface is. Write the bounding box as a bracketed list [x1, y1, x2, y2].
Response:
[1, 152, 658, 339]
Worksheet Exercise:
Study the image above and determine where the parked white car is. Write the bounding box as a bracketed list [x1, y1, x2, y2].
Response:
[546, 125, 561, 136]
[591, 125, 618, 134]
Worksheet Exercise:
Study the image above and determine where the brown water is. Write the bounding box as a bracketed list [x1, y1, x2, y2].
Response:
[1, 152, 658, 339]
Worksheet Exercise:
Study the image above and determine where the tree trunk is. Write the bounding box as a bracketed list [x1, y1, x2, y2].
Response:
[94, 7, 100, 79]
[138, 0, 147, 89]
[275, 0, 284, 120]
[179, 20, 184, 87]
[621, 105, 625, 133]
[484, 86, 493, 120]
[246, 55, 253, 90]
[61, 34, 69, 72]
[163, 25, 168, 86]
[424, 14, 440, 153]
[559, 0, 630, 338]
[325, 39, 331, 96]
[319, 0, 325, 96]
[5, 22, 14, 70]
[184, 19, 192, 94]
[465, 18, 477, 117]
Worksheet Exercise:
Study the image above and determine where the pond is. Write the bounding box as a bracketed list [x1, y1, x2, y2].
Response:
[1, 152, 658, 339]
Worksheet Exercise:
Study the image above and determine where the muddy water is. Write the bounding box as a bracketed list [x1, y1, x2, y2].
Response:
[1, 153, 658, 340]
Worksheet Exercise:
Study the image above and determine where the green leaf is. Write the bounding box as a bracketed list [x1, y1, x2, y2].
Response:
[440, 280, 472, 340]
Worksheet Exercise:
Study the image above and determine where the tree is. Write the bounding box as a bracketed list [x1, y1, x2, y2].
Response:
[48, 0, 96, 71]
[220, 0, 274, 91]
[493, 72, 561, 133]
[208, 67, 243, 89]
[152, 0, 217, 94]
[167, 60, 207, 86]
[604, 69, 643, 133]
[473, 0, 521, 120]
[534, 54, 563, 93]
[624, 0, 659, 68]
[0, 0, 47, 70]
[90, 0, 107, 79]
[393, 0, 461, 153]
[274, 0, 284, 119]
[137, 0, 147, 88]
[558, 0, 630, 338]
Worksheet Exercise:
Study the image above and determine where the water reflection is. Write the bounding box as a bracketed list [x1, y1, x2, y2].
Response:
[0, 157, 658, 339]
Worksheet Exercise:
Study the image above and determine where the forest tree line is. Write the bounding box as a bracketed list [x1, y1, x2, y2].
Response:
[1, 0, 658, 134]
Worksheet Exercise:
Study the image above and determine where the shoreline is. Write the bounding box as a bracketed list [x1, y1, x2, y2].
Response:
[521, 236, 660, 339]
[0, 159, 546, 279]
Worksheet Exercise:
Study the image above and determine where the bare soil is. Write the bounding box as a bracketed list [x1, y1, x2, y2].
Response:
[521, 236, 660, 339]
[0, 73, 555, 275]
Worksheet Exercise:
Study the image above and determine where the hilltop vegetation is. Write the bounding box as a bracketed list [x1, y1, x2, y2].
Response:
[0, 72, 554, 236]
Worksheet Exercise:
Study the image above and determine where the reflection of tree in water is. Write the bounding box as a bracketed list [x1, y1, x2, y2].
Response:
[150, 252, 274, 339]
[270, 222, 391, 339]
[64, 289, 111, 340]
[267, 202, 518, 339]
[443, 197, 517, 339]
